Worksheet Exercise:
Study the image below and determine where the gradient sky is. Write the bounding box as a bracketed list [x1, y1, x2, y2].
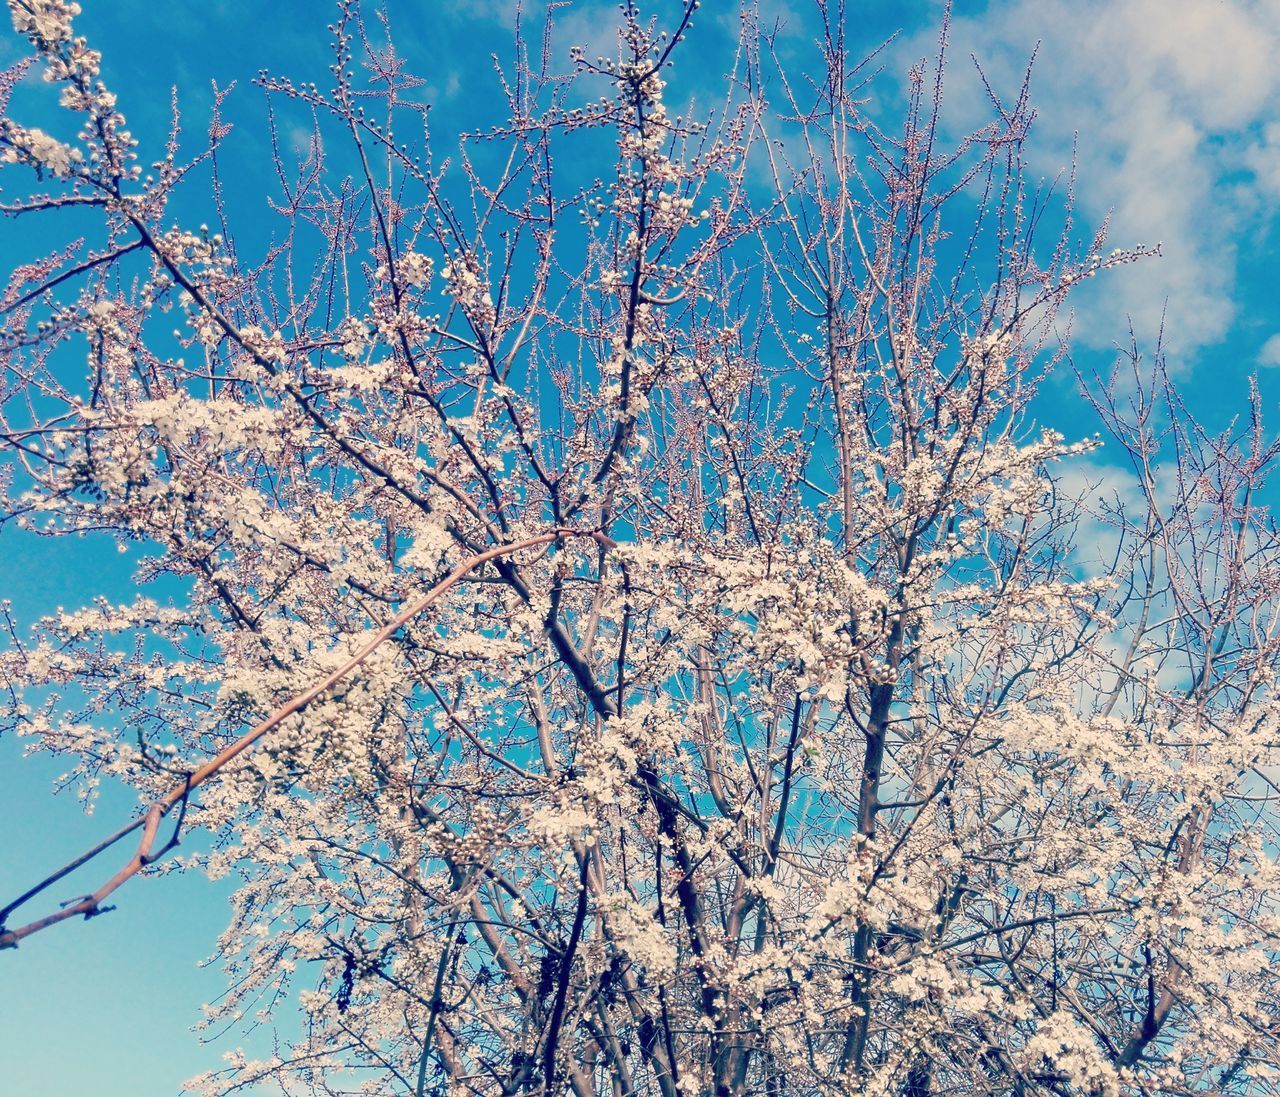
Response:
[2, 1, 1280, 1094]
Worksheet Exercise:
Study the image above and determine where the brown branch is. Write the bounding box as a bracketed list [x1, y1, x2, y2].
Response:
[0, 528, 614, 951]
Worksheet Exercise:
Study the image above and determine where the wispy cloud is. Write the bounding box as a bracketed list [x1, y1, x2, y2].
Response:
[908, 0, 1280, 361]
[1259, 332, 1280, 368]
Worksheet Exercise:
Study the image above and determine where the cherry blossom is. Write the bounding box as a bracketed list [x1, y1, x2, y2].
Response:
[1, 2, 1277, 1096]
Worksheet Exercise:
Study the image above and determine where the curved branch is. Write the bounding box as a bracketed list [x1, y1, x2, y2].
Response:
[0, 528, 614, 951]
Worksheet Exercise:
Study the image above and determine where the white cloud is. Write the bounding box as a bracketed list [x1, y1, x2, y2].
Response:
[449, 0, 522, 22]
[1244, 122, 1280, 198]
[905, 0, 1280, 360]
[1259, 333, 1280, 368]
[1052, 458, 1143, 577]
[549, 4, 624, 66]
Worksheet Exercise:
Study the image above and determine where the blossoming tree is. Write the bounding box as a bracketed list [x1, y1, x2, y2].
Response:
[1, 0, 1277, 1094]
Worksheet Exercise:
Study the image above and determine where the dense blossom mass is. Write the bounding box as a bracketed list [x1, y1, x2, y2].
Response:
[1, 0, 1278, 1094]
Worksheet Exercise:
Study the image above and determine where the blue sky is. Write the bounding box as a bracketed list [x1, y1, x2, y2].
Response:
[2, 0, 1279, 1093]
